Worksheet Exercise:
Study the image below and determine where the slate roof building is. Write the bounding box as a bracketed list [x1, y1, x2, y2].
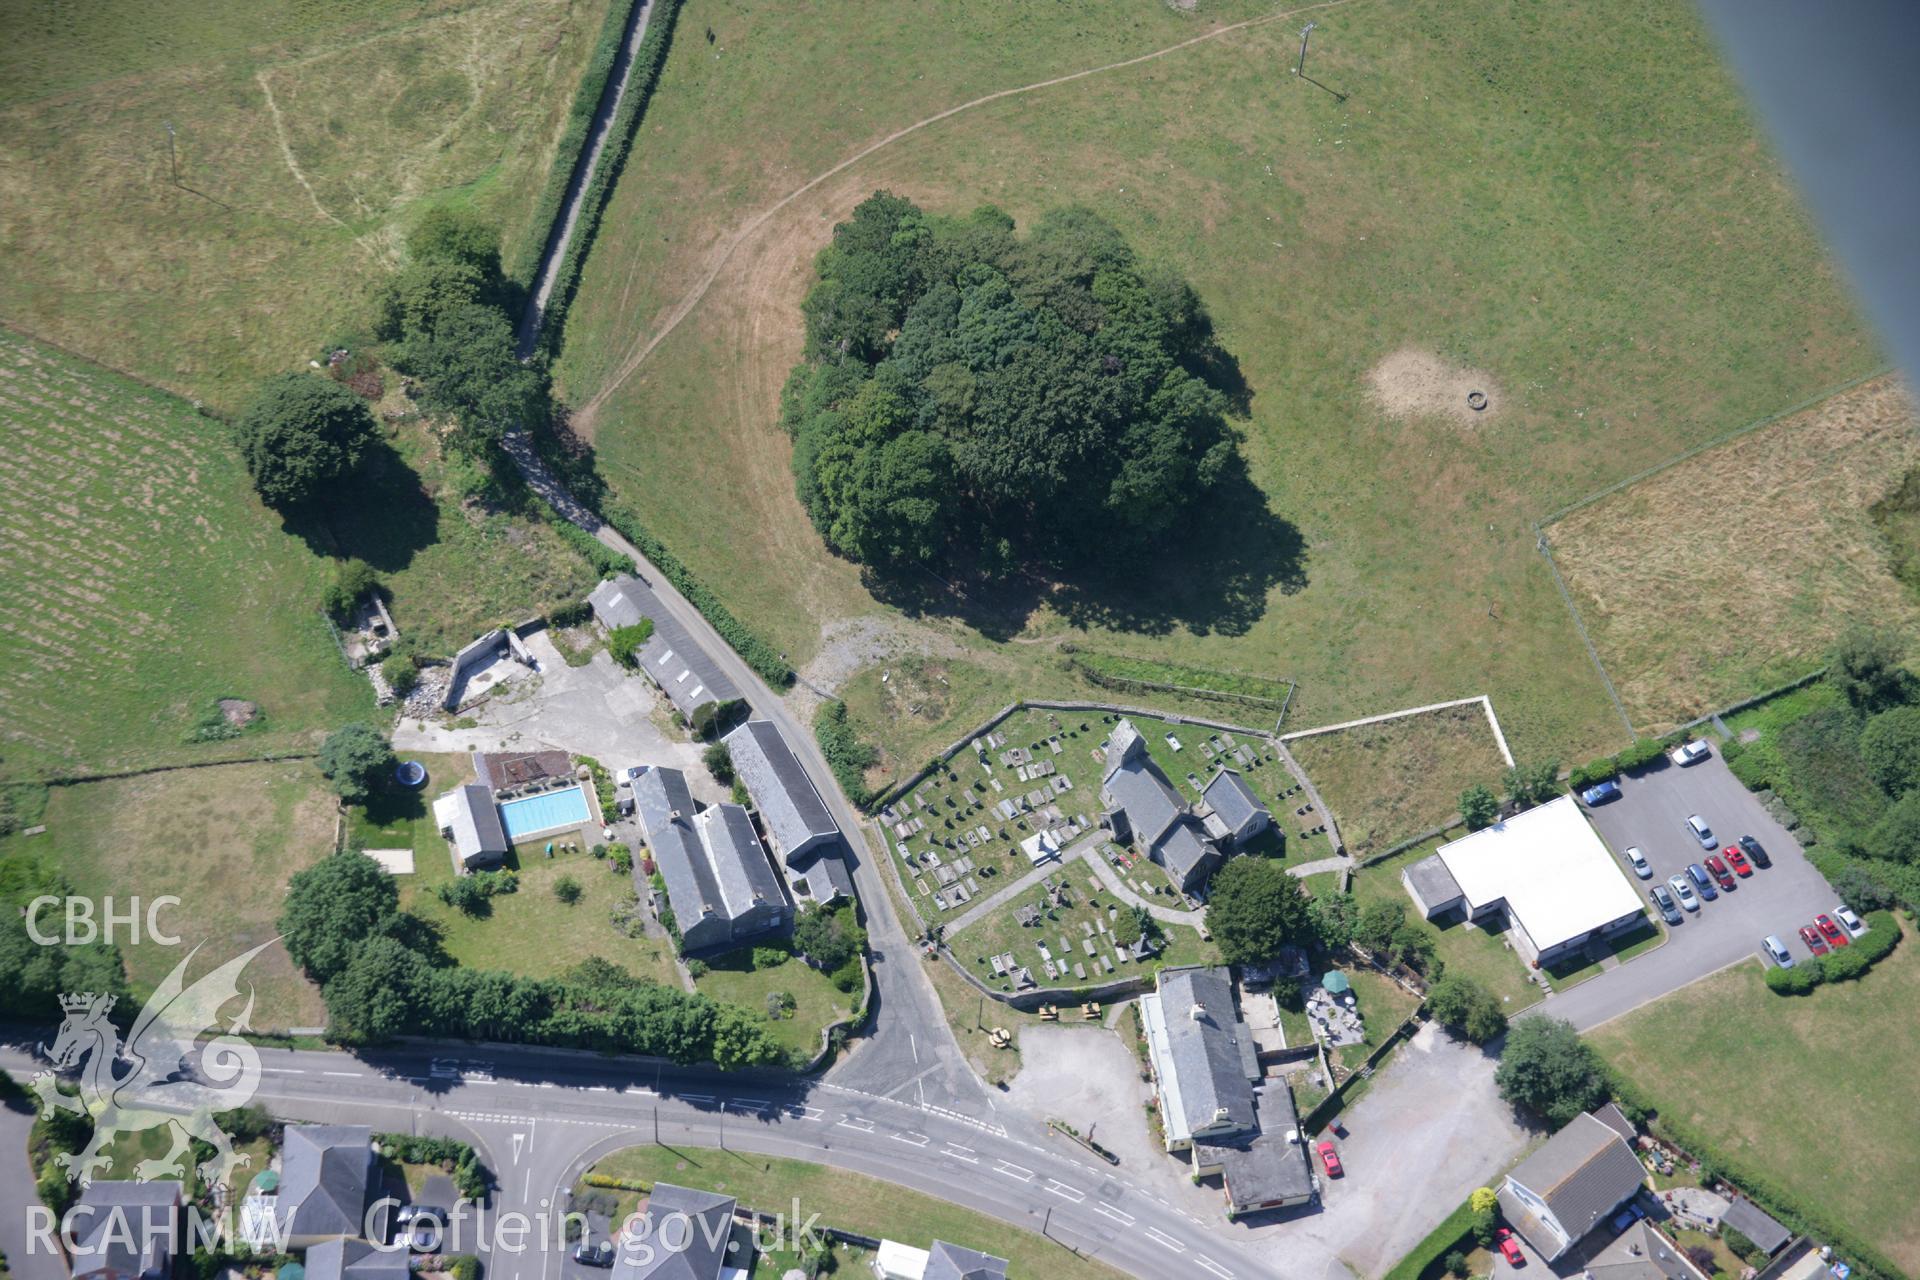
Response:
[67, 1181, 182, 1280]
[1583, 1219, 1714, 1280]
[1202, 768, 1271, 846]
[1498, 1110, 1649, 1262]
[610, 1183, 750, 1280]
[1138, 965, 1260, 1149]
[724, 721, 836, 862]
[1721, 1199, 1792, 1258]
[589, 576, 739, 720]
[432, 783, 509, 870]
[276, 1124, 377, 1248]
[1213, 1087, 1318, 1216]
[924, 1241, 1010, 1280]
[1101, 720, 1225, 894]
[303, 1238, 412, 1280]
[631, 765, 788, 952]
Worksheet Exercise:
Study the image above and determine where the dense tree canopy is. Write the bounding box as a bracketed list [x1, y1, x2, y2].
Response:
[318, 723, 396, 804]
[1831, 626, 1915, 713]
[1205, 857, 1312, 965]
[1494, 1017, 1610, 1127]
[1861, 705, 1920, 798]
[234, 373, 377, 508]
[1427, 972, 1508, 1044]
[781, 193, 1243, 579]
[281, 851, 402, 985]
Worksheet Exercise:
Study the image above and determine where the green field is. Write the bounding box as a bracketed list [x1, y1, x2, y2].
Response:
[1591, 929, 1920, 1275]
[0, 0, 612, 410]
[552, 0, 1875, 779]
[1290, 703, 1511, 855]
[580, 1145, 1127, 1280]
[690, 945, 852, 1062]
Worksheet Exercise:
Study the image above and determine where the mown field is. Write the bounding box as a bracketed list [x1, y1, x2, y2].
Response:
[1290, 703, 1511, 855]
[1591, 930, 1920, 1276]
[553, 0, 1878, 774]
[0, 0, 612, 410]
[1551, 376, 1920, 734]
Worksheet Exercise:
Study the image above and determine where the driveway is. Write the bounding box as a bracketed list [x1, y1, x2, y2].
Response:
[0, 1087, 66, 1280]
[1535, 754, 1837, 1031]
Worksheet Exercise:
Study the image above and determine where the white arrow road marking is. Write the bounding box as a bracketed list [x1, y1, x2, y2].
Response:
[1042, 1179, 1085, 1202]
[888, 1131, 930, 1147]
[1093, 1203, 1134, 1226]
[512, 1133, 526, 1162]
[1195, 1255, 1234, 1278]
[992, 1161, 1033, 1182]
[1144, 1227, 1185, 1251]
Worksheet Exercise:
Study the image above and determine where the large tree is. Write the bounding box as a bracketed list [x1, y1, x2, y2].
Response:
[1494, 1016, 1609, 1127]
[1830, 626, 1915, 714]
[323, 935, 428, 1042]
[318, 723, 396, 804]
[1861, 705, 1920, 798]
[280, 851, 400, 984]
[399, 303, 546, 452]
[1866, 789, 1920, 863]
[782, 193, 1241, 579]
[1205, 857, 1312, 966]
[234, 373, 377, 508]
[1427, 972, 1508, 1044]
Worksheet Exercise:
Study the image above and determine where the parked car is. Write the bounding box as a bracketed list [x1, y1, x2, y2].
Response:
[1686, 862, 1719, 901]
[1762, 935, 1793, 968]
[573, 1242, 615, 1268]
[1668, 875, 1700, 912]
[1495, 1228, 1527, 1267]
[1686, 814, 1715, 847]
[1671, 740, 1711, 766]
[1799, 925, 1829, 956]
[1723, 846, 1753, 877]
[1624, 846, 1652, 879]
[1815, 914, 1849, 948]
[1317, 1140, 1343, 1177]
[1704, 855, 1736, 891]
[1835, 904, 1867, 937]
[1738, 834, 1772, 868]
[1581, 779, 1623, 806]
[1651, 884, 1684, 925]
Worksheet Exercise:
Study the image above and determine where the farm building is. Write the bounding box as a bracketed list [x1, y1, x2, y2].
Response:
[630, 765, 788, 952]
[431, 783, 509, 870]
[1401, 795, 1644, 966]
[588, 575, 739, 721]
[722, 719, 853, 904]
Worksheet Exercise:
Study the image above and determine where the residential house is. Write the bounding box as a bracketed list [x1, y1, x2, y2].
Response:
[589, 577, 739, 722]
[631, 765, 788, 952]
[275, 1124, 377, 1249]
[871, 1240, 1010, 1280]
[67, 1182, 182, 1280]
[1498, 1110, 1649, 1262]
[1101, 720, 1223, 894]
[610, 1183, 751, 1280]
[1212, 1087, 1317, 1216]
[1201, 768, 1271, 846]
[723, 720, 852, 905]
[303, 1238, 411, 1280]
[1582, 1219, 1715, 1280]
[432, 783, 509, 870]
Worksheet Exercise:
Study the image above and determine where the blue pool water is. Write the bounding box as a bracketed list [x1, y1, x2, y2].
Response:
[498, 786, 591, 839]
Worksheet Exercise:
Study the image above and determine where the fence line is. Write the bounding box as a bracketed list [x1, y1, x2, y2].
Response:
[1063, 654, 1295, 712]
[28, 751, 320, 788]
[1278, 693, 1517, 768]
[1534, 528, 1638, 741]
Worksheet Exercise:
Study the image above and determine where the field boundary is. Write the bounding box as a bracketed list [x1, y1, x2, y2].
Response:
[1279, 694, 1516, 768]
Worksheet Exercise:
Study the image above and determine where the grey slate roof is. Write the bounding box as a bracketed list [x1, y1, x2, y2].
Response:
[278, 1124, 374, 1239]
[303, 1238, 412, 1280]
[1158, 966, 1258, 1137]
[1155, 818, 1221, 893]
[724, 720, 836, 861]
[1210, 1088, 1317, 1212]
[1592, 1101, 1637, 1143]
[1404, 853, 1466, 916]
[1584, 1220, 1714, 1280]
[592, 576, 740, 717]
[1102, 721, 1185, 848]
[924, 1240, 1010, 1280]
[69, 1181, 181, 1280]
[632, 767, 785, 950]
[1203, 769, 1268, 841]
[1722, 1198, 1792, 1256]
[1505, 1112, 1647, 1256]
[611, 1183, 739, 1280]
[433, 783, 509, 866]
[787, 847, 854, 904]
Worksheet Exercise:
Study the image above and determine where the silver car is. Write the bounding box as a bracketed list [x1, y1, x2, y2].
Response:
[1762, 935, 1793, 968]
[1624, 846, 1652, 879]
[1668, 873, 1701, 911]
[1686, 814, 1714, 848]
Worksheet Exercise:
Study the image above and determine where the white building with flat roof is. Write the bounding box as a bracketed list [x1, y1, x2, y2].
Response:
[1402, 794, 1644, 966]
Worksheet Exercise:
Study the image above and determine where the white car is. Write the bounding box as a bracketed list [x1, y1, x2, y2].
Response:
[1624, 846, 1652, 879]
[1761, 935, 1793, 968]
[1834, 904, 1867, 937]
[1670, 740, 1711, 767]
[1668, 874, 1701, 911]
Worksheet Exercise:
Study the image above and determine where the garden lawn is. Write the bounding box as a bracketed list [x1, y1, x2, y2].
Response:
[690, 947, 852, 1062]
[580, 1146, 1127, 1280]
[1592, 933, 1920, 1275]
[1291, 703, 1512, 856]
[1349, 844, 1542, 1013]
[1335, 966, 1421, 1071]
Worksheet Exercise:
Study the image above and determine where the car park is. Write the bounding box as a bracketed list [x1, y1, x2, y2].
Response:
[1762, 935, 1793, 967]
[1686, 863, 1719, 901]
[1668, 875, 1700, 911]
[1835, 904, 1866, 936]
[1495, 1228, 1527, 1267]
[1738, 834, 1772, 868]
[1815, 914, 1849, 947]
[1722, 846, 1752, 876]
[1582, 779, 1623, 805]
[1704, 855, 1736, 891]
[1671, 740, 1711, 766]
[1651, 884, 1684, 925]
[1799, 924, 1828, 956]
[1686, 814, 1715, 847]
[1317, 1140, 1343, 1177]
[1624, 846, 1652, 878]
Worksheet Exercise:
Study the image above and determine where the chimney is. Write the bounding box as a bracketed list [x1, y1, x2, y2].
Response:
[1189, 1002, 1207, 1021]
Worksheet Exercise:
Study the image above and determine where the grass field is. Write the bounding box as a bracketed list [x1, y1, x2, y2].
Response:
[0, 0, 612, 410]
[1590, 929, 1920, 1274]
[581, 1145, 1127, 1280]
[0, 330, 373, 779]
[1289, 703, 1511, 855]
[2, 760, 340, 1031]
[1552, 376, 1920, 734]
[552, 0, 1877, 777]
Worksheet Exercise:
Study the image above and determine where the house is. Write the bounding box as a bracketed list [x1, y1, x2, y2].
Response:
[303, 1238, 412, 1280]
[1498, 1110, 1649, 1262]
[631, 765, 788, 952]
[1402, 795, 1646, 966]
[67, 1181, 182, 1280]
[1211, 1088, 1317, 1216]
[610, 1183, 751, 1280]
[432, 783, 509, 870]
[1138, 965, 1260, 1150]
[275, 1124, 377, 1248]
[1582, 1219, 1715, 1280]
[589, 577, 739, 722]
[1201, 768, 1271, 846]
[1101, 720, 1224, 894]
[871, 1240, 1010, 1280]
[722, 720, 853, 905]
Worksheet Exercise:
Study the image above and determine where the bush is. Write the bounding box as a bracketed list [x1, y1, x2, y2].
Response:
[829, 958, 864, 994]
[1569, 756, 1619, 793]
[380, 649, 420, 695]
[1722, 1228, 1765, 1267]
[322, 559, 382, 620]
[1443, 1251, 1469, 1278]
[1460, 783, 1499, 831]
[1428, 973, 1508, 1044]
[1823, 910, 1900, 981]
[554, 521, 633, 580]
[554, 876, 583, 905]
[704, 743, 735, 784]
[1764, 963, 1822, 995]
[1382, 1199, 1478, 1280]
[449, 1258, 481, 1280]
[751, 945, 790, 970]
[611, 847, 633, 874]
[815, 700, 879, 807]
[1617, 737, 1667, 772]
[318, 724, 395, 804]
[686, 958, 709, 979]
[608, 619, 656, 668]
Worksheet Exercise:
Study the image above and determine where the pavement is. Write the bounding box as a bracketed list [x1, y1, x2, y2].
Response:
[1526, 754, 1838, 1031]
[0, 1090, 66, 1280]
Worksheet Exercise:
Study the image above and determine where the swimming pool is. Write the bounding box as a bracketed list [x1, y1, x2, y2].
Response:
[497, 786, 592, 840]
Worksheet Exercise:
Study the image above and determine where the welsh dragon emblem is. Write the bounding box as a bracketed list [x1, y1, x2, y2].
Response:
[33, 940, 273, 1188]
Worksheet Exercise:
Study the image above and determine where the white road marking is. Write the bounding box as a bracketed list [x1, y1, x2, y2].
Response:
[1042, 1179, 1085, 1202]
[681, 1093, 715, 1104]
[323, 1071, 361, 1078]
[733, 1098, 771, 1110]
[942, 1143, 976, 1162]
[1094, 1203, 1134, 1226]
[784, 1105, 824, 1121]
[836, 1116, 875, 1132]
[1195, 1255, 1234, 1278]
[993, 1161, 1033, 1182]
[1144, 1227, 1184, 1251]
[888, 1131, 930, 1147]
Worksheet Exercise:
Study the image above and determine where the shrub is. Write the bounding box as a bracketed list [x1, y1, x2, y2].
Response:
[686, 958, 709, 979]
[380, 649, 420, 695]
[765, 991, 796, 1020]
[1444, 1251, 1469, 1278]
[1617, 737, 1667, 772]
[608, 620, 656, 668]
[751, 945, 790, 970]
[1459, 783, 1499, 831]
[449, 1257, 481, 1280]
[1722, 1228, 1765, 1267]
[322, 559, 382, 620]
[1381, 1199, 1478, 1280]
[829, 958, 864, 994]
[611, 846, 633, 874]
[1569, 756, 1619, 792]
[1764, 963, 1823, 995]
[1428, 973, 1508, 1044]
[554, 521, 633, 580]
[554, 876, 583, 905]
[548, 601, 593, 629]
[704, 743, 735, 784]
[815, 700, 879, 807]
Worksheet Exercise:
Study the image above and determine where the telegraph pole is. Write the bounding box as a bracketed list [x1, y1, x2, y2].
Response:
[1295, 22, 1316, 77]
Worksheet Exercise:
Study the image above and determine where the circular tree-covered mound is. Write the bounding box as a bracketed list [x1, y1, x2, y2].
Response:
[782, 193, 1245, 581]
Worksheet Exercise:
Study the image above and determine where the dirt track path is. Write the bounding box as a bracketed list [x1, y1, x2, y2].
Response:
[578, 0, 1359, 421]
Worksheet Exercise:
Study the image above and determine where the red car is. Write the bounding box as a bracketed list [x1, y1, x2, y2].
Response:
[1703, 855, 1736, 891]
[1317, 1140, 1343, 1177]
[1495, 1228, 1526, 1267]
[1799, 924, 1829, 956]
[1722, 846, 1753, 877]
[1815, 914, 1850, 948]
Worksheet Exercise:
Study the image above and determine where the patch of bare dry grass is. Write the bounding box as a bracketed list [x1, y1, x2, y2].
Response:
[1290, 703, 1508, 854]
